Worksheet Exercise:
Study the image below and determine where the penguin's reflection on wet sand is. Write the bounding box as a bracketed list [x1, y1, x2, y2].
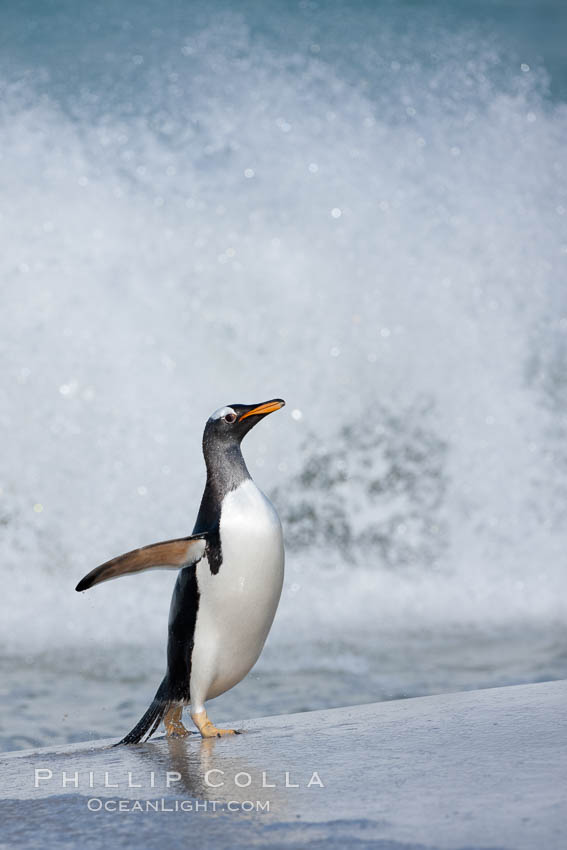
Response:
[122, 735, 290, 815]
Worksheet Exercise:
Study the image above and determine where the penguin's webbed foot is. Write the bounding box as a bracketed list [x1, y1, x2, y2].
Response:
[201, 725, 239, 738]
[166, 724, 191, 738]
[164, 704, 191, 738]
[191, 709, 242, 738]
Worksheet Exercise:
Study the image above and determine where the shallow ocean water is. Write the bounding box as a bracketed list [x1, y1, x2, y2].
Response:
[3, 624, 567, 751]
[1, 0, 567, 751]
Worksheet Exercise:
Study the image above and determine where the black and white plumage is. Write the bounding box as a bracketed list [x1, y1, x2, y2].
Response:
[76, 399, 286, 743]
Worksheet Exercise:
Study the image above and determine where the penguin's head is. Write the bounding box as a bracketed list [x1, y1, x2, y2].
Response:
[204, 399, 286, 449]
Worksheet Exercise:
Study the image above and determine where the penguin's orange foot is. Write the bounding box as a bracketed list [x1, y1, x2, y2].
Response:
[201, 724, 239, 738]
[164, 704, 191, 738]
[166, 721, 190, 738]
[191, 709, 242, 738]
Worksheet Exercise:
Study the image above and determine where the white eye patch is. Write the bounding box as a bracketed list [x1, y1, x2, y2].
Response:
[210, 406, 236, 421]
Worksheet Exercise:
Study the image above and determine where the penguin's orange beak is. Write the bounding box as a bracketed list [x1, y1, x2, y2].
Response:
[238, 399, 285, 422]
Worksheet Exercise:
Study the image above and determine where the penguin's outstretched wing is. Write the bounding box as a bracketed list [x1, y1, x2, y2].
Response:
[75, 533, 208, 592]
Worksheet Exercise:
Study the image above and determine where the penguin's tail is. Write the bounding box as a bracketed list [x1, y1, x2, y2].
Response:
[113, 677, 169, 746]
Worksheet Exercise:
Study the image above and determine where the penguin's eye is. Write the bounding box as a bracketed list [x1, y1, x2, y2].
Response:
[224, 412, 237, 424]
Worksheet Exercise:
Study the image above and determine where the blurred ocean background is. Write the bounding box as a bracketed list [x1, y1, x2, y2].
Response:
[1, 0, 566, 751]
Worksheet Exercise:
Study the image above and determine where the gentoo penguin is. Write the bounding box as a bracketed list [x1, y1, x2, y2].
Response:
[76, 399, 285, 743]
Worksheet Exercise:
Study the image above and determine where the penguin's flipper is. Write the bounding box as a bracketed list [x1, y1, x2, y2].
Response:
[75, 533, 207, 592]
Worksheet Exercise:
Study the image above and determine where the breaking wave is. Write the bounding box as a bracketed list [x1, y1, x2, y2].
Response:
[1, 0, 567, 663]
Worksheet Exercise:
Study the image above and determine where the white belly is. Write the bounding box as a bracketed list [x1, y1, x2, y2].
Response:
[189, 479, 284, 711]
